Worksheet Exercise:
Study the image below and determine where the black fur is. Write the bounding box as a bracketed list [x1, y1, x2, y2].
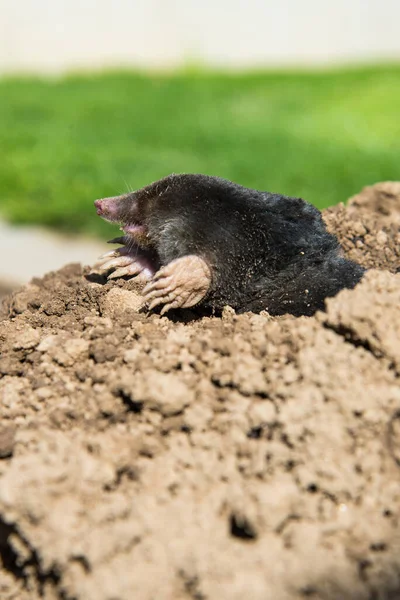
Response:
[118, 174, 366, 316]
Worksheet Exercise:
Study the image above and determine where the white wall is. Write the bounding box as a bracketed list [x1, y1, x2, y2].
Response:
[1, 0, 400, 73]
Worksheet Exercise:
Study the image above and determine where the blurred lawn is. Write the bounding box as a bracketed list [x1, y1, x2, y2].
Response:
[0, 66, 399, 237]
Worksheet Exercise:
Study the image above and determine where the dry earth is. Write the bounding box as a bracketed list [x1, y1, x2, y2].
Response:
[1, 182, 400, 600]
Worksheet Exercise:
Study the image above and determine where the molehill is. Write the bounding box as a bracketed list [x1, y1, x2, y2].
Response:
[0, 182, 400, 600]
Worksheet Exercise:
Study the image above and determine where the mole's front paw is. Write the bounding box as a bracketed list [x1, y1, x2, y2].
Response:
[92, 246, 156, 281]
[142, 255, 211, 315]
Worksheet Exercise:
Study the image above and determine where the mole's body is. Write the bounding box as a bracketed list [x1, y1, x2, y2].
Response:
[93, 174, 365, 316]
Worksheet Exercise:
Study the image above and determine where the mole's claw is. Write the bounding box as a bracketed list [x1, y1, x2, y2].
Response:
[98, 249, 119, 260]
[94, 249, 123, 267]
[107, 236, 128, 245]
[142, 277, 172, 297]
[146, 284, 176, 301]
[96, 256, 133, 273]
[108, 261, 151, 280]
[107, 266, 132, 279]
[147, 297, 164, 312]
[151, 270, 164, 282]
[142, 281, 155, 296]
[160, 300, 181, 315]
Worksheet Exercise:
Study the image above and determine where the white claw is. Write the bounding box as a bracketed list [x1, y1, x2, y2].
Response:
[160, 302, 177, 315]
[94, 253, 120, 268]
[148, 297, 163, 311]
[96, 256, 133, 273]
[142, 283, 152, 296]
[107, 266, 132, 279]
[98, 249, 119, 260]
[107, 262, 144, 280]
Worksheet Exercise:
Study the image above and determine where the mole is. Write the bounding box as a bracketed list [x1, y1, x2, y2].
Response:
[92, 173, 365, 317]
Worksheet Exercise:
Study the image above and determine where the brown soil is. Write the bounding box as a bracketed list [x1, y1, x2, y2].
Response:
[1, 182, 400, 600]
[0, 282, 18, 304]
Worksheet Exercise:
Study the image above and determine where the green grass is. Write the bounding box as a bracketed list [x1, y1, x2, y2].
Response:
[0, 66, 399, 237]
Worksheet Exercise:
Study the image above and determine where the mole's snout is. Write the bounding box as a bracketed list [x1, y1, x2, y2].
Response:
[94, 193, 132, 222]
[94, 199, 104, 215]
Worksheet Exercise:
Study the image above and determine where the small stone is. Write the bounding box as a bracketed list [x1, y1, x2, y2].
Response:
[1, 379, 25, 409]
[248, 401, 276, 428]
[376, 231, 388, 246]
[119, 370, 193, 417]
[222, 305, 236, 320]
[183, 403, 213, 431]
[36, 387, 54, 401]
[352, 221, 367, 236]
[64, 338, 90, 362]
[37, 335, 60, 353]
[101, 288, 143, 318]
[12, 327, 40, 350]
[0, 357, 24, 376]
[90, 339, 118, 363]
[37, 334, 87, 367]
[42, 299, 66, 316]
[124, 348, 140, 363]
[161, 415, 186, 434]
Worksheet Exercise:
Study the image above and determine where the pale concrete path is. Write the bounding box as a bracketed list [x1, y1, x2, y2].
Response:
[0, 220, 106, 289]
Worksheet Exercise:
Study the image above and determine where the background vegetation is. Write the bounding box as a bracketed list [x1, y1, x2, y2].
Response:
[0, 66, 399, 237]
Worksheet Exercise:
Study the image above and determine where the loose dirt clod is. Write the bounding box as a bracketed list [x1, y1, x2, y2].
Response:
[0, 182, 400, 600]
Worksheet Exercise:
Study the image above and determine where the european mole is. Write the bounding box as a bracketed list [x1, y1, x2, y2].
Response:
[93, 173, 365, 316]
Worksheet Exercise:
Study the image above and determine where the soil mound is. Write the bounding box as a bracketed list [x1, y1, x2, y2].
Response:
[1, 183, 400, 600]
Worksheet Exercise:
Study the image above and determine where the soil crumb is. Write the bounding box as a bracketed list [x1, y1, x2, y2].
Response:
[1, 182, 400, 600]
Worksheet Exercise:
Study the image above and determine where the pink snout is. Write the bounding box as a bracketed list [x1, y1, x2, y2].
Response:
[94, 192, 135, 221]
[94, 199, 105, 215]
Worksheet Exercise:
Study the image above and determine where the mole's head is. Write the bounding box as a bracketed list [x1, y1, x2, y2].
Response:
[94, 173, 224, 248]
